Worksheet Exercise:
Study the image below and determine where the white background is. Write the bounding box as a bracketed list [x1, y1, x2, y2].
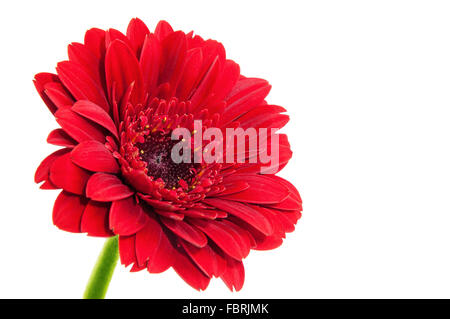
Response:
[1, 0, 449, 298]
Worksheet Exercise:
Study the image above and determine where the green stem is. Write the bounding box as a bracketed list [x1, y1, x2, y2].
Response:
[83, 236, 119, 299]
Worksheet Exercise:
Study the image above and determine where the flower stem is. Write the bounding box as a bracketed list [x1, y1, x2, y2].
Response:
[83, 236, 119, 299]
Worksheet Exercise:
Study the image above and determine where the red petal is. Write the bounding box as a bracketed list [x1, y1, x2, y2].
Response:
[40, 180, 58, 190]
[44, 82, 74, 109]
[49, 152, 91, 195]
[154, 20, 174, 41]
[55, 108, 106, 143]
[264, 194, 302, 211]
[109, 197, 148, 236]
[221, 78, 271, 125]
[237, 105, 289, 130]
[208, 60, 240, 104]
[118, 235, 137, 267]
[220, 174, 290, 204]
[221, 256, 245, 292]
[84, 28, 106, 60]
[189, 219, 248, 260]
[56, 61, 109, 111]
[47, 129, 77, 148]
[105, 39, 144, 106]
[180, 240, 227, 278]
[35, 148, 71, 183]
[134, 216, 175, 273]
[68, 42, 103, 88]
[33, 73, 59, 114]
[71, 140, 119, 174]
[53, 191, 87, 233]
[71, 100, 119, 139]
[126, 18, 150, 56]
[140, 196, 180, 211]
[139, 34, 161, 95]
[156, 210, 184, 221]
[214, 181, 249, 197]
[86, 173, 133, 202]
[176, 48, 203, 100]
[81, 200, 113, 237]
[221, 219, 256, 251]
[135, 215, 161, 266]
[204, 198, 273, 236]
[172, 247, 211, 291]
[159, 31, 187, 89]
[189, 56, 220, 109]
[105, 28, 131, 48]
[161, 218, 207, 248]
[269, 175, 302, 203]
[182, 208, 225, 220]
[135, 215, 174, 271]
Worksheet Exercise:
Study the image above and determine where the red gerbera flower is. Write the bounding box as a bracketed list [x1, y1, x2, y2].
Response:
[34, 18, 302, 291]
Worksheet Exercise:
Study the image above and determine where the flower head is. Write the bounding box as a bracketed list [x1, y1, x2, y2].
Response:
[34, 18, 302, 291]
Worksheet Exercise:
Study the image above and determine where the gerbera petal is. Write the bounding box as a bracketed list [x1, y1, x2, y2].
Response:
[213, 180, 249, 197]
[221, 77, 271, 125]
[134, 215, 162, 266]
[35, 148, 71, 183]
[134, 216, 175, 273]
[203, 198, 273, 236]
[140, 34, 161, 96]
[189, 219, 248, 260]
[84, 28, 106, 60]
[105, 28, 131, 49]
[56, 61, 109, 111]
[47, 129, 77, 148]
[105, 39, 145, 106]
[208, 60, 240, 104]
[220, 174, 290, 204]
[44, 82, 74, 109]
[68, 42, 103, 87]
[268, 175, 302, 203]
[182, 208, 226, 220]
[81, 200, 113, 237]
[220, 255, 245, 292]
[264, 194, 302, 211]
[172, 247, 211, 291]
[135, 215, 175, 271]
[140, 196, 180, 211]
[230, 207, 285, 251]
[86, 173, 133, 202]
[118, 235, 137, 267]
[176, 48, 203, 100]
[161, 217, 208, 248]
[109, 197, 148, 236]
[236, 105, 289, 130]
[159, 31, 187, 88]
[54, 108, 106, 143]
[33, 73, 59, 114]
[180, 240, 227, 278]
[71, 140, 119, 174]
[71, 100, 119, 139]
[154, 20, 174, 41]
[52, 191, 87, 233]
[155, 210, 184, 220]
[126, 18, 150, 56]
[189, 56, 221, 109]
[40, 180, 58, 190]
[49, 152, 91, 195]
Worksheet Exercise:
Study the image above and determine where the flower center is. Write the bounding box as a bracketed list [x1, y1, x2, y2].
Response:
[137, 134, 196, 189]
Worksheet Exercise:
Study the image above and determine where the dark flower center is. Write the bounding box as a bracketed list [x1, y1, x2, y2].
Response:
[137, 134, 196, 189]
